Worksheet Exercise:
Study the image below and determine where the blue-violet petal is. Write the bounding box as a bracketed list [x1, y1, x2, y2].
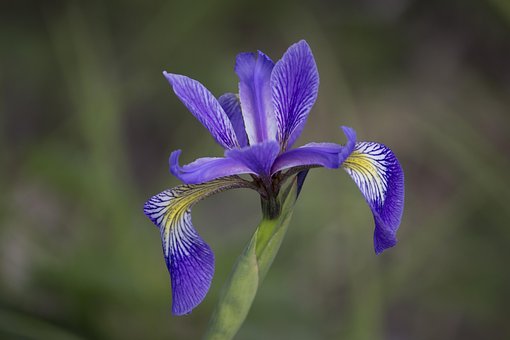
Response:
[271, 40, 319, 149]
[218, 93, 248, 147]
[226, 141, 280, 182]
[342, 142, 404, 254]
[144, 177, 251, 315]
[164, 72, 239, 149]
[272, 126, 357, 173]
[235, 51, 277, 144]
[170, 150, 253, 185]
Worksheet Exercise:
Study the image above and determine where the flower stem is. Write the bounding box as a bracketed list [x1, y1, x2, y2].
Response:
[261, 193, 281, 220]
[203, 175, 303, 340]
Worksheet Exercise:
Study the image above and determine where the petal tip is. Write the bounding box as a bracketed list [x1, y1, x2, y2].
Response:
[341, 126, 357, 146]
[163, 72, 185, 89]
[234, 52, 256, 74]
[256, 50, 274, 64]
[288, 40, 314, 60]
[169, 149, 182, 177]
[163, 71, 176, 82]
[374, 234, 398, 255]
[296, 39, 311, 48]
[170, 247, 215, 316]
[341, 126, 356, 137]
[338, 126, 357, 164]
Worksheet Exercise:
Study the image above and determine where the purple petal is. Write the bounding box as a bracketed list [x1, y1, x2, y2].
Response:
[164, 72, 239, 149]
[225, 141, 280, 181]
[339, 126, 357, 163]
[143, 178, 251, 315]
[170, 150, 253, 184]
[167, 213, 214, 316]
[218, 93, 248, 147]
[342, 142, 404, 254]
[272, 40, 319, 150]
[272, 143, 342, 172]
[272, 126, 357, 173]
[235, 51, 277, 144]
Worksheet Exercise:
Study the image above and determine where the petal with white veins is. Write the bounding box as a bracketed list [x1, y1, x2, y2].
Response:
[342, 142, 404, 254]
[272, 40, 319, 150]
[164, 72, 239, 149]
[235, 51, 277, 144]
[143, 177, 252, 315]
[218, 93, 248, 147]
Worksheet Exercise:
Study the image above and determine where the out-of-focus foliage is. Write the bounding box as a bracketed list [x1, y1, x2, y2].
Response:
[1, 0, 509, 339]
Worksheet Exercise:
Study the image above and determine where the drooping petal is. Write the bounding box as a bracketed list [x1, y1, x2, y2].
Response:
[342, 142, 404, 254]
[143, 177, 252, 315]
[272, 40, 319, 150]
[164, 72, 239, 149]
[170, 150, 253, 185]
[272, 126, 357, 173]
[226, 141, 280, 182]
[235, 51, 277, 144]
[218, 93, 248, 147]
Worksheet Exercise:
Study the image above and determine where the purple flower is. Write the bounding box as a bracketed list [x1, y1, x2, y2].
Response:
[144, 40, 404, 315]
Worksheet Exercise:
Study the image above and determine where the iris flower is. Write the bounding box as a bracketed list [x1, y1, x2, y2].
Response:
[144, 40, 404, 316]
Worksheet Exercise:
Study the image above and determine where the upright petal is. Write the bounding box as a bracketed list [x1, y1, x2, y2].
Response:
[226, 141, 280, 182]
[272, 40, 319, 150]
[235, 51, 277, 144]
[164, 72, 239, 149]
[170, 150, 253, 184]
[342, 142, 404, 254]
[339, 126, 357, 162]
[218, 93, 248, 147]
[272, 126, 357, 173]
[143, 177, 252, 315]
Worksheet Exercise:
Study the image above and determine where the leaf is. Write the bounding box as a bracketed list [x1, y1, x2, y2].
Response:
[203, 175, 303, 340]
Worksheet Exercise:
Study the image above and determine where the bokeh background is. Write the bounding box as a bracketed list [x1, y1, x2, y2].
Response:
[2, 0, 510, 339]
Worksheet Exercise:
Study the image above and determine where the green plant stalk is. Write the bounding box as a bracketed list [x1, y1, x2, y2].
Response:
[203, 176, 302, 340]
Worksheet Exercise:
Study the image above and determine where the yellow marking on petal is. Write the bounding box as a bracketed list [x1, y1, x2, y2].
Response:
[344, 150, 380, 178]
[145, 177, 253, 257]
[343, 143, 389, 206]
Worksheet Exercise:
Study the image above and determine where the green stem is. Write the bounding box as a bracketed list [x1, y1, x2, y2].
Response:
[203, 176, 301, 340]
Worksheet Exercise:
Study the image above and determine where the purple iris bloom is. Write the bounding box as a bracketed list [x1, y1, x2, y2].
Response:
[144, 40, 404, 315]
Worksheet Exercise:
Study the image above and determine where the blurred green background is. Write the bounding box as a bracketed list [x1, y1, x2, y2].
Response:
[2, 0, 510, 339]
